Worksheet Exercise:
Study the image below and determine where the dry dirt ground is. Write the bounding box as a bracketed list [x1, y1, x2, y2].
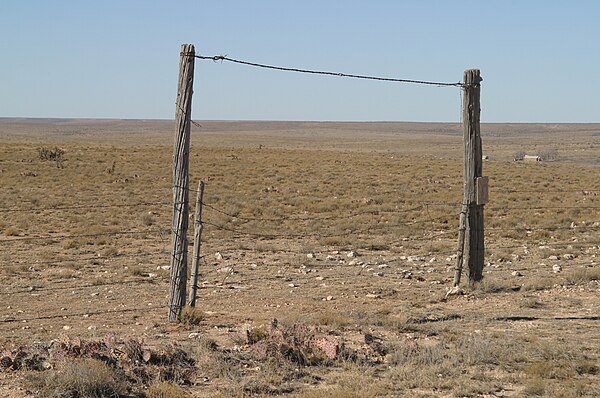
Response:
[1, 119, 600, 397]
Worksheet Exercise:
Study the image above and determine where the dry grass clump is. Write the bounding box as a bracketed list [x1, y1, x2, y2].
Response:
[564, 267, 600, 285]
[7, 335, 196, 396]
[25, 358, 127, 398]
[179, 306, 204, 326]
[4, 226, 20, 236]
[147, 381, 191, 398]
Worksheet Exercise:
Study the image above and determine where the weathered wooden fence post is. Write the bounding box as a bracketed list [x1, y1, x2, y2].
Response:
[168, 44, 195, 321]
[188, 180, 205, 308]
[461, 69, 485, 284]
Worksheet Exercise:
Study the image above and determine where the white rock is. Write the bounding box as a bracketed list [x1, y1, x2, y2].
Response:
[377, 264, 389, 269]
[563, 254, 575, 260]
[347, 251, 359, 258]
[215, 252, 224, 261]
[511, 271, 523, 277]
[188, 332, 201, 339]
[325, 295, 334, 301]
[306, 253, 315, 259]
[552, 264, 562, 273]
[88, 325, 96, 331]
[548, 255, 559, 260]
[63, 325, 71, 331]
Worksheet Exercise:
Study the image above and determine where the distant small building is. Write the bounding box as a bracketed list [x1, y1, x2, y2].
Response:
[523, 155, 542, 162]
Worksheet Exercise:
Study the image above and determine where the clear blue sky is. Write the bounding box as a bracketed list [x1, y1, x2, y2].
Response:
[2, 1, 599, 122]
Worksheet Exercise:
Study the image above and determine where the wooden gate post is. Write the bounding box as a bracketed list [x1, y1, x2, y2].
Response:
[168, 44, 195, 321]
[188, 180, 205, 308]
[462, 69, 485, 284]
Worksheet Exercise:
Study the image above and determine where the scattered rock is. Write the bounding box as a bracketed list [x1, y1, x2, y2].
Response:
[552, 264, 562, 273]
[445, 286, 463, 299]
[215, 252, 224, 261]
[563, 254, 575, 260]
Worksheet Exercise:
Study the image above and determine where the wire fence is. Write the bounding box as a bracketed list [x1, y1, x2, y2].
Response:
[2, 180, 599, 328]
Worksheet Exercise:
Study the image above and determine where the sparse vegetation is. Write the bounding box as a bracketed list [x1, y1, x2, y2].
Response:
[1, 120, 600, 396]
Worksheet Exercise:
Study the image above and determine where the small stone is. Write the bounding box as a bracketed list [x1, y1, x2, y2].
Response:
[326, 295, 334, 301]
[63, 325, 71, 331]
[445, 286, 463, 299]
[548, 255, 559, 260]
[366, 293, 380, 299]
[347, 251, 359, 258]
[306, 253, 315, 259]
[552, 264, 562, 273]
[511, 271, 523, 277]
[377, 264, 389, 269]
[373, 272, 384, 277]
[429, 257, 436, 263]
[188, 332, 201, 339]
[288, 283, 297, 288]
[88, 325, 96, 331]
[563, 254, 575, 260]
[215, 252, 224, 261]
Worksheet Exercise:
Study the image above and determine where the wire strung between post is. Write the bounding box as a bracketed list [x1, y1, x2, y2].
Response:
[196, 55, 464, 88]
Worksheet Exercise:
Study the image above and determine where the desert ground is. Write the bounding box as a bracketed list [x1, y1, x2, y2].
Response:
[1, 118, 599, 397]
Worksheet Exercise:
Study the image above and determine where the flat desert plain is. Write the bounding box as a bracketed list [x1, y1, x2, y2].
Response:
[1, 119, 599, 397]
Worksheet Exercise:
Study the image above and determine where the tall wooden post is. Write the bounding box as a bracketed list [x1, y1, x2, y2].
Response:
[168, 44, 195, 321]
[188, 181, 205, 308]
[462, 69, 484, 284]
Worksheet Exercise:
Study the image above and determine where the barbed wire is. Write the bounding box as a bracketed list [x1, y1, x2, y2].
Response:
[0, 200, 170, 213]
[0, 305, 164, 324]
[202, 201, 423, 222]
[1, 228, 168, 243]
[0, 277, 159, 296]
[9, 248, 169, 268]
[195, 55, 464, 88]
